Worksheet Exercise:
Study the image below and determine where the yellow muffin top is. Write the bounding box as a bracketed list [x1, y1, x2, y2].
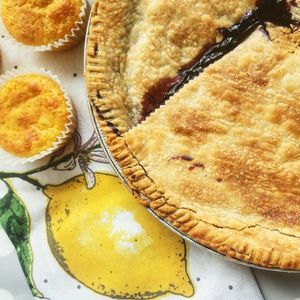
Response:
[0, 74, 68, 157]
[1, 0, 83, 46]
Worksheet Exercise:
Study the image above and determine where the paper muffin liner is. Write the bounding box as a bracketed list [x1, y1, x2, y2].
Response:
[0, 0, 88, 52]
[0, 67, 77, 165]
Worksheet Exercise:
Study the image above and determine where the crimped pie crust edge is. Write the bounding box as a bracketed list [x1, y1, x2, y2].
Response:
[85, 0, 300, 271]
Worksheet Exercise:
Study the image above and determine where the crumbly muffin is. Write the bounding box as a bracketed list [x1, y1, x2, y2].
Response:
[0, 73, 73, 157]
[1, 0, 86, 48]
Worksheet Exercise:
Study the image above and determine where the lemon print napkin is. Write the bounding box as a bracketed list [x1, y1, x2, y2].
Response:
[0, 1, 263, 299]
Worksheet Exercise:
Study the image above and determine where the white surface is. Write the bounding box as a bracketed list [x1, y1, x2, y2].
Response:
[0, 231, 33, 300]
[253, 269, 300, 300]
[0, 289, 15, 300]
[0, 228, 14, 257]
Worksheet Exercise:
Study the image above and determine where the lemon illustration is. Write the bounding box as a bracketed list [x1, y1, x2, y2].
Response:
[44, 173, 194, 299]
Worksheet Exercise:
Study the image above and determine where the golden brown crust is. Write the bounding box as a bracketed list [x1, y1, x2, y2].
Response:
[86, 0, 256, 127]
[86, 0, 137, 133]
[122, 28, 300, 270]
[125, 0, 256, 122]
[86, 0, 300, 270]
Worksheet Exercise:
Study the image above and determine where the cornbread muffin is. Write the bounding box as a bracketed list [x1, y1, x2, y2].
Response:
[1, 0, 86, 47]
[0, 74, 70, 157]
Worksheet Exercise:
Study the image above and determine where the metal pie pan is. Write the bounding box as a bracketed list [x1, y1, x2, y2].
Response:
[83, 1, 299, 274]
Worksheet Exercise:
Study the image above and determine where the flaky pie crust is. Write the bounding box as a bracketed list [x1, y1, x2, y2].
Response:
[86, 0, 300, 270]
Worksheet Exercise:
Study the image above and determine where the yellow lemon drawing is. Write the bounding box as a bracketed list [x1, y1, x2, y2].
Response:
[44, 173, 194, 299]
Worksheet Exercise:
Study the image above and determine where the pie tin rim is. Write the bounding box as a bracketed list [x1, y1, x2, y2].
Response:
[83, 2, 300, 274]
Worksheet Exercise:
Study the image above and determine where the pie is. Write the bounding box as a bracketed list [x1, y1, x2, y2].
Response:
[86, 0, 300, 270]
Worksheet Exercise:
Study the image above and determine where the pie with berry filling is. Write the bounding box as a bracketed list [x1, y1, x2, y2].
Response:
[86, 0, 300, 270]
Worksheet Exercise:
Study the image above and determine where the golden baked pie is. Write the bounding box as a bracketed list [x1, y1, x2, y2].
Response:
[86, 0, 300, 270]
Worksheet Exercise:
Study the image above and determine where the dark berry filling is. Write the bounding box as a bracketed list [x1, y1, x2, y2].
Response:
[140, 0, 298, 122]
[171, 155, 194, 161]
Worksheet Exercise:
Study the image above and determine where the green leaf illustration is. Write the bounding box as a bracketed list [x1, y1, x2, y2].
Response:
[0, 181, 43, 298]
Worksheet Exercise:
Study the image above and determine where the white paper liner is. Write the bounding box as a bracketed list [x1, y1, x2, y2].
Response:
[0, 0, 88, 52]
[0, 66, 77, 165]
